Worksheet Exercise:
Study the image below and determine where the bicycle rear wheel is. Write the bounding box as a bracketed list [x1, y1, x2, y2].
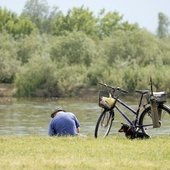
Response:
[94, 109, 114, 138]
[139, 104, 170, 136]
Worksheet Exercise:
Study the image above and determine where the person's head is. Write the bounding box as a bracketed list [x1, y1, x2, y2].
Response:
[51, 106, 66, 118]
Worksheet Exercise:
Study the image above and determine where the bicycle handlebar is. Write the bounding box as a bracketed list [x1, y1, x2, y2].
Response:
[98, 82, 129, 94]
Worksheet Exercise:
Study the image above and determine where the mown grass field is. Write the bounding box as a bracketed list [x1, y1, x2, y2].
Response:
[0, 135, 169, 170]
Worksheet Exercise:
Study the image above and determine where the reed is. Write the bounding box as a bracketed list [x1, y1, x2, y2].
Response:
[0, 135, 169, 170]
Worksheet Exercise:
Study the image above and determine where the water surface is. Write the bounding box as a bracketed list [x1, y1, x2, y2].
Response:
[0, 97, 169, 137]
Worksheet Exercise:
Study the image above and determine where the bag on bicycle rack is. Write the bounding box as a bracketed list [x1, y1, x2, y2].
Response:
[98, 90, 116, 109]
[150, 96, 160, 128]
[146, 92, 167, 104]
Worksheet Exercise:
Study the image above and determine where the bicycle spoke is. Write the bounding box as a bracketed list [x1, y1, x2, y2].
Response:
[139, 105, 170, 136]
[94, 110, 113, 138]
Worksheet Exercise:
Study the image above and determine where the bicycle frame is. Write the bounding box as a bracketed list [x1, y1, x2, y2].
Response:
[112, 94, 147, 128]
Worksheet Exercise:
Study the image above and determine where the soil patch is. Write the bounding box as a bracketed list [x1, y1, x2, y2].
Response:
[0, 83, 16, 97]
[0, 83, 98, 99]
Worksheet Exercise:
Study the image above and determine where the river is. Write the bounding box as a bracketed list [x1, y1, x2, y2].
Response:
[0, 96, 169, 137]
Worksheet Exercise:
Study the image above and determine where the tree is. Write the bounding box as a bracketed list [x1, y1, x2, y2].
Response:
[157, 12, 170, 39]
[0, 7, 36, 36]
[0, 33, 20, 83]
[97, 9, 123, 38]
[50, 31, 97, 67]
[23, 0, 61, 34]
[101, 29, 162, 67]
[17, 33, 51, 64]
[52, 6, 97, 37]
[15, 55, 55, 97]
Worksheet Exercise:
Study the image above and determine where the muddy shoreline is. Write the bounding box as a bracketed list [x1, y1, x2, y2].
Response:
[0, 83, 98, 102]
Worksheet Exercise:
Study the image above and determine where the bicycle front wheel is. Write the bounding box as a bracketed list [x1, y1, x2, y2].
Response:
[139, 104, 170, 136]
[94, 109, 114, 138]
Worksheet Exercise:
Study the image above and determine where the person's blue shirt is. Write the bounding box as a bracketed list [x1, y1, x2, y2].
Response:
[48, 111, 80, 136]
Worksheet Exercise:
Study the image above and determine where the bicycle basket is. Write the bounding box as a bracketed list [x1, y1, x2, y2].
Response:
[146, 92, 167, 104]
[99, 90, 116, 109]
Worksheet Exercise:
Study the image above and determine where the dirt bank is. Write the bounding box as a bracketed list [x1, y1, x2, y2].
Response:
[0, 83, 16, 97]
[0, 83, 98, 99]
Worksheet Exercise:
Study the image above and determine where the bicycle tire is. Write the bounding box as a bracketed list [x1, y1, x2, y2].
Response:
[94, 109, 114, 138]
[139, 104, 170, 136]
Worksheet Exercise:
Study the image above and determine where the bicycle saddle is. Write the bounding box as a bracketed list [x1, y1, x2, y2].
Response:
[135, 90, 149, 95]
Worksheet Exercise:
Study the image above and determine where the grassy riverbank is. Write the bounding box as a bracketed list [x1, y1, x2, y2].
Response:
[0, 135, 169, 170]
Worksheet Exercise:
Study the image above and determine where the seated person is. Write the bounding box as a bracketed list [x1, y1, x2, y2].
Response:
[48, 107, 80, 136]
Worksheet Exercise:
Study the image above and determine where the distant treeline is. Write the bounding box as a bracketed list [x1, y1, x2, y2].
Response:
[0, 0, 170, 97]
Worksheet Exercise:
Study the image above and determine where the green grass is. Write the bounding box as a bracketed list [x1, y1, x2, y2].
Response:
[0, 135, 170, 170]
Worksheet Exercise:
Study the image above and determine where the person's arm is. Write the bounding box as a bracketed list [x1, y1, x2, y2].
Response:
[77, 126, 80, 133]
[73, 114, 80, 134]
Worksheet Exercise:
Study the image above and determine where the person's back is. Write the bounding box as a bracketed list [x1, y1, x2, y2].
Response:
[48, 108, 80, 136]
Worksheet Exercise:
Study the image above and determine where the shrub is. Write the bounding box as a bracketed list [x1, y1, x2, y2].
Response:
[15, 55, 55, 97]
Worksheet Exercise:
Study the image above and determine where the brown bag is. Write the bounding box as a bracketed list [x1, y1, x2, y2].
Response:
[150, 77, 160, 128]
[150, 97, 160, 128]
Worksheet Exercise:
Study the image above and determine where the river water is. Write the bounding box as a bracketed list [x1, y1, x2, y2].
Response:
[0, 96, 169, 137]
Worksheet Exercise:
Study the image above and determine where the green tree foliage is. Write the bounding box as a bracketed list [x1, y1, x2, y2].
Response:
[0, 7, 36, 36]
[50, 31, 97, 67]
[1, 4, 170, 97]
[52, 6, 97, 37]
[97, 9, 123, 37]
[0, 33, 20, 83]
[157, 12, 170, 39]
[23, 0, 61, 34]
[15, 55, 55, 97]
[52, 6, 129, 39]
[123, 64, 141, 92]
[17, 33, 50, 64]
[15, 54, 88, 97]
[158, 38, 170, 65]
[54, 64, 87, 97]
[101, 29, 163, 67]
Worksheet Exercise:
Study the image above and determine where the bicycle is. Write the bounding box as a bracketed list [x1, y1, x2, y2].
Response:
[94, 81, 170, 138]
